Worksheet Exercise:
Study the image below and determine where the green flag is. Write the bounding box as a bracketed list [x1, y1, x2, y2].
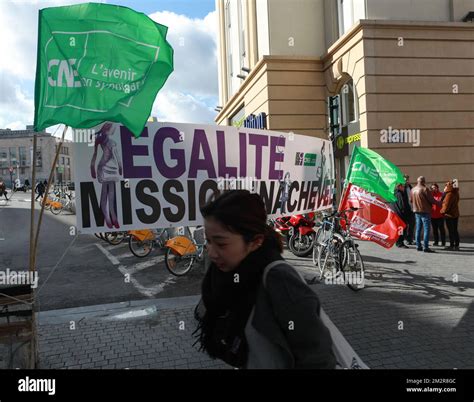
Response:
[34, 3, 174, 137]
[345, 147, 405, 202]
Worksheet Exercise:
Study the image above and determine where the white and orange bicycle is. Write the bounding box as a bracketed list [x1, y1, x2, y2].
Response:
[164, 226, 207, 276]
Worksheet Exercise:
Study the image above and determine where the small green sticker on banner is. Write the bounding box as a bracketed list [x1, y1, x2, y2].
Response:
[304, 153, 317, 166]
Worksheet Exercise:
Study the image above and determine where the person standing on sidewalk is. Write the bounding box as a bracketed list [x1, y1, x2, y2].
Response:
[440, 180, 460, 251]
[410, 176, 441, 253]
[194, 190, 336, 369]
[391, 183, 410, 248]
[0, 178, 8, 201]
[403, 175, 415, 245]
[430, 183, 446, 247]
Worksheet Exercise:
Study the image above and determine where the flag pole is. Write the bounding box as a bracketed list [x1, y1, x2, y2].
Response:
[31, 125, 68, 273]
[338, 146, 358, 211]
[28, 134, 38, 368]
[29, 135, 37, 272]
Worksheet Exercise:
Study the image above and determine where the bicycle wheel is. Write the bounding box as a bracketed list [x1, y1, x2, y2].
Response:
[50, 204, 63, 215]
[39, 199, 51, 211]
[129, 235, 153, 258]
[165, 247, 194, 276]
[106, 231, 126, 246]
[312, 226, 333, 266]
[288, 232, 314, 257]
[340, 241, 365, 291]
[314, 231, 344, 267]
[317, 243, 342, 281]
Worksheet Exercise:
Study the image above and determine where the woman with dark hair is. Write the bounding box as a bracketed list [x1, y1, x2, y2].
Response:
[441, 180, 460, 251]
[193, 190, 336, 369]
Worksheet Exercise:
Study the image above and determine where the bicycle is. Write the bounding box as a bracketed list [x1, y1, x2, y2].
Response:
[105, 231, 128, 246]
[128, 227, 173, 258]
[338, 210, 365, 291]
[312, 209, 345, 266]
[164, 226, 207, 276]
[50, 191, 75, 215]
[317, 207, 365, 291]
[38, 194, 61, 211]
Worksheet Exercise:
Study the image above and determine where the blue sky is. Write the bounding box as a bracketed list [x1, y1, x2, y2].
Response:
[0, 0, 219, 134]
[109, 0, 215, 18]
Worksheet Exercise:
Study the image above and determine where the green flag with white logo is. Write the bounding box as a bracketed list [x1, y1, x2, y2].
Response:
[34, 3, 174, 137]
[345, 147, 405, 202]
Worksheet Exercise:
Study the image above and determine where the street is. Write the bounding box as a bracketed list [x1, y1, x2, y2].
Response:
[1, 190, 473, 369]
[0, 191, 205, 311]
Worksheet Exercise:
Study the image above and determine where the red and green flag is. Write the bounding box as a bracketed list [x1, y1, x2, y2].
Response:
[340, 183, 406, 249]
[345, 147, 405, 203]
[33, 2, 174, 137]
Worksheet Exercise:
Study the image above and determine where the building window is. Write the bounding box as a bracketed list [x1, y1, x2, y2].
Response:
[340, 79, 358, 126]
[225, 0, 233, 97]
[36, 147, 42, 167]
[230, 105, 246, 128]
[238, 0, 246, 69]
[19, 147, 27, 167]
[61, 157, 65, 165]
[0, 148, 9, 168]
[20, 167, 25, 174]
[338, 0, 354, 36]
[66, 157, 70, 166]
[9, 147, 18, 166]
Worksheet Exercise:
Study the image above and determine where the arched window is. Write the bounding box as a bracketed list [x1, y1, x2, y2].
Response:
[340, 79, 358, 127]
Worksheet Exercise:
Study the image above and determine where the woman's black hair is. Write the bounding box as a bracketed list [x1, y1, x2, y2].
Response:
[200, 190, 283, 253]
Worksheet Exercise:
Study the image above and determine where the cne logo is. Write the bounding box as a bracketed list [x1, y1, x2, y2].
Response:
[48, 58, 82, 88]
[352, 161, 379, 180]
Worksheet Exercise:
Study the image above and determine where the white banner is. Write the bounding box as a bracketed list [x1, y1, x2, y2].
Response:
[74, 122, 334, 233]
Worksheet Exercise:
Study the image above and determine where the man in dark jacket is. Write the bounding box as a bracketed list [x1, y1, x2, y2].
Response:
[411, 176, 441, 253]
[35, 181, 45, 201]
[391, 183, 410, 248]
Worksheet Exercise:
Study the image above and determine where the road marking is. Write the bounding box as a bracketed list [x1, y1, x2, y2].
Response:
[146, 275, 177, 294]
[95, 243, 120, 265]
[116, 265, 156, 297]
[105, 243, 128, 251]
[117, 265, 174, 297]
[96, 242, 173, 297]
[127, 256, 165, 274]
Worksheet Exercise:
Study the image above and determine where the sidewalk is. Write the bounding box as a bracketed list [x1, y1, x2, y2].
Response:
[295, 239, 474, 369]
[37, 240, 474, 369]
[38, 296, 229, 369]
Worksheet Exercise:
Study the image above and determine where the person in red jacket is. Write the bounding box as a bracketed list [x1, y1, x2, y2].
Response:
[430, 183, 445, 247]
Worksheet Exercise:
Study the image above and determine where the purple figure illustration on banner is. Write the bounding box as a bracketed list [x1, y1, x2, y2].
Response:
[90, 122, 123, 229]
